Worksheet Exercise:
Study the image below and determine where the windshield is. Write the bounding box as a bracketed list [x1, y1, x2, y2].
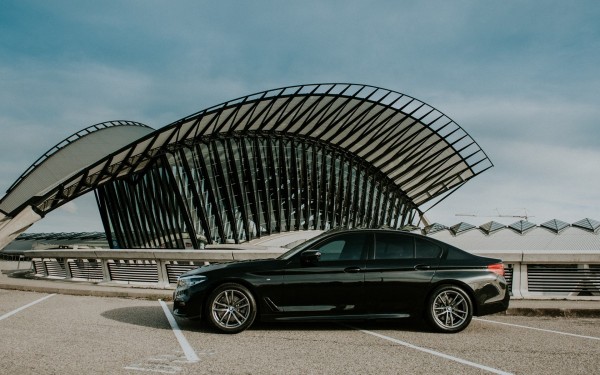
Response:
[276, 231, 334, 260]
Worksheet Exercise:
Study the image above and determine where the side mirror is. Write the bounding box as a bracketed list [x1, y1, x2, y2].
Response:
[300, 250, 321, 265]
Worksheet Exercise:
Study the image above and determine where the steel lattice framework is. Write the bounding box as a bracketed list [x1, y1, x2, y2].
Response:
[1, 83, 493, 249]
[96, 134, 420, 247]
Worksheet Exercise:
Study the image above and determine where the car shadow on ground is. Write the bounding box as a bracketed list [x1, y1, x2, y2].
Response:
[250, 318, 431, 333]
[101, 304, 432, 334]
[101, 306, 175, 330]
[1, 268, 33, 278]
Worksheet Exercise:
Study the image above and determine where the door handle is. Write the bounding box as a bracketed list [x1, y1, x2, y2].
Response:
[344, 267, 362, 273]
[414, 264, 431, 270]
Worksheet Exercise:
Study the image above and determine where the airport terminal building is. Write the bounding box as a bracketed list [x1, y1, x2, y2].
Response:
[1, 83, 598, 298]
[0, 83, 493, 250]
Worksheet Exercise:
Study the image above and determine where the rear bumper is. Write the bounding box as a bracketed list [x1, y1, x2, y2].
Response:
[477, 289, 510, 316]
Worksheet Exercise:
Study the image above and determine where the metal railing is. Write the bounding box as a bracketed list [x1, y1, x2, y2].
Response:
[24, 248, 281, 287]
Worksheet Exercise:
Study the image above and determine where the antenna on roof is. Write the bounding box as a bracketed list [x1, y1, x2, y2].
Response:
[455, 208, 534, 221]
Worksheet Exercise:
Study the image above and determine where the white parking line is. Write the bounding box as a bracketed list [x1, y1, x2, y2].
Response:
[352, 327, 513, 375]
[158, 300, 200, 363]
[0, 294, 56, 321]
[474, 317, 600, 341]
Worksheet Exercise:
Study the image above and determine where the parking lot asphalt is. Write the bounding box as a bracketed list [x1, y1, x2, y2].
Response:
[1, 289, 599, 375]
[1, 260, 599, 318]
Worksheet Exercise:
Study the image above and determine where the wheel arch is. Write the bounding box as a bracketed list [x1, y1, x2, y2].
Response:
[202, 278, 261, 314]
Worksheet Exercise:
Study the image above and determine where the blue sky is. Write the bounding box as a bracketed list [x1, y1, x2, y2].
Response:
[1, 1, 599, 232]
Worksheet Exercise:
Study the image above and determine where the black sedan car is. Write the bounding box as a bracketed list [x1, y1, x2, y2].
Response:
[173, 229, 509, 333]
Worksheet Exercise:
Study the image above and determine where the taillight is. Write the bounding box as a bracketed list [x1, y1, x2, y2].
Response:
[487, 263, 505, 277]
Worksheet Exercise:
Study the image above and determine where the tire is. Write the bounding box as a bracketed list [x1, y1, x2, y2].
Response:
[426, 285, 473, 333]
[205, 283, 257, 334]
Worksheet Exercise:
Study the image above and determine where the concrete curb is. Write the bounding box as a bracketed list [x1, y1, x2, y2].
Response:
[0, 282, 173, 300]
[503, 307, 600, 318]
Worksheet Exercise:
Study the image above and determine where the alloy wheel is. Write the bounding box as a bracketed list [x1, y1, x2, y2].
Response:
[211, 289, 252, 330]
[431, 289, 470, 330]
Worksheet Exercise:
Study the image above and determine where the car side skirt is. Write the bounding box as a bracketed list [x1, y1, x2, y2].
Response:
[269, 313, 411, 322]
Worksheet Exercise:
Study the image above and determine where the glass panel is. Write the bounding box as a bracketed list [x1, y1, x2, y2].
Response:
[314, 233, 368, 261]
[375, 233, 414, 259]
[415, 238, 442, 258]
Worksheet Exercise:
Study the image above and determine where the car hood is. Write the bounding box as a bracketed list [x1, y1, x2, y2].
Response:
[179, 258, 282, 277]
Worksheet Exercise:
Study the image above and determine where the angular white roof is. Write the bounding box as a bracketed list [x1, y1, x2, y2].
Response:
[427, 219, 600, 252]
[0, 121, 153, 215]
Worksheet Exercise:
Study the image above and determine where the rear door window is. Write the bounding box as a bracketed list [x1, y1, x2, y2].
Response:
[374, 233, 414, 260]
[415, 238, 442, 259]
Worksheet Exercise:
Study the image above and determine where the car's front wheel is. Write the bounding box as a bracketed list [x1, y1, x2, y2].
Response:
[426, 285, 473, 333]
[205, 283, 257, 334]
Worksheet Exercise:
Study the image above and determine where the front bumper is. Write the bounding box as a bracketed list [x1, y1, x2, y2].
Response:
[172, 281, 207, 318]
[172, 296, 203, 318]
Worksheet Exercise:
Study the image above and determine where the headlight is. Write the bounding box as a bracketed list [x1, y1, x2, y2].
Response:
[176, 275, 207, 288]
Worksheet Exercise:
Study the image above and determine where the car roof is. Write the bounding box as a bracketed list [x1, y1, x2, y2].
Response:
[317, 227, 454, 246]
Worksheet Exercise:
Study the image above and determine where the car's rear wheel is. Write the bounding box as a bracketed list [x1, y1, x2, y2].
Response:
[206, 283, 256, 333]
[426, 285, 473, 333]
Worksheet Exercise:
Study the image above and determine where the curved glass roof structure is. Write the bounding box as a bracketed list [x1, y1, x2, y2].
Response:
[3, 84, 492, 218]
[0, 83, 493, 249]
